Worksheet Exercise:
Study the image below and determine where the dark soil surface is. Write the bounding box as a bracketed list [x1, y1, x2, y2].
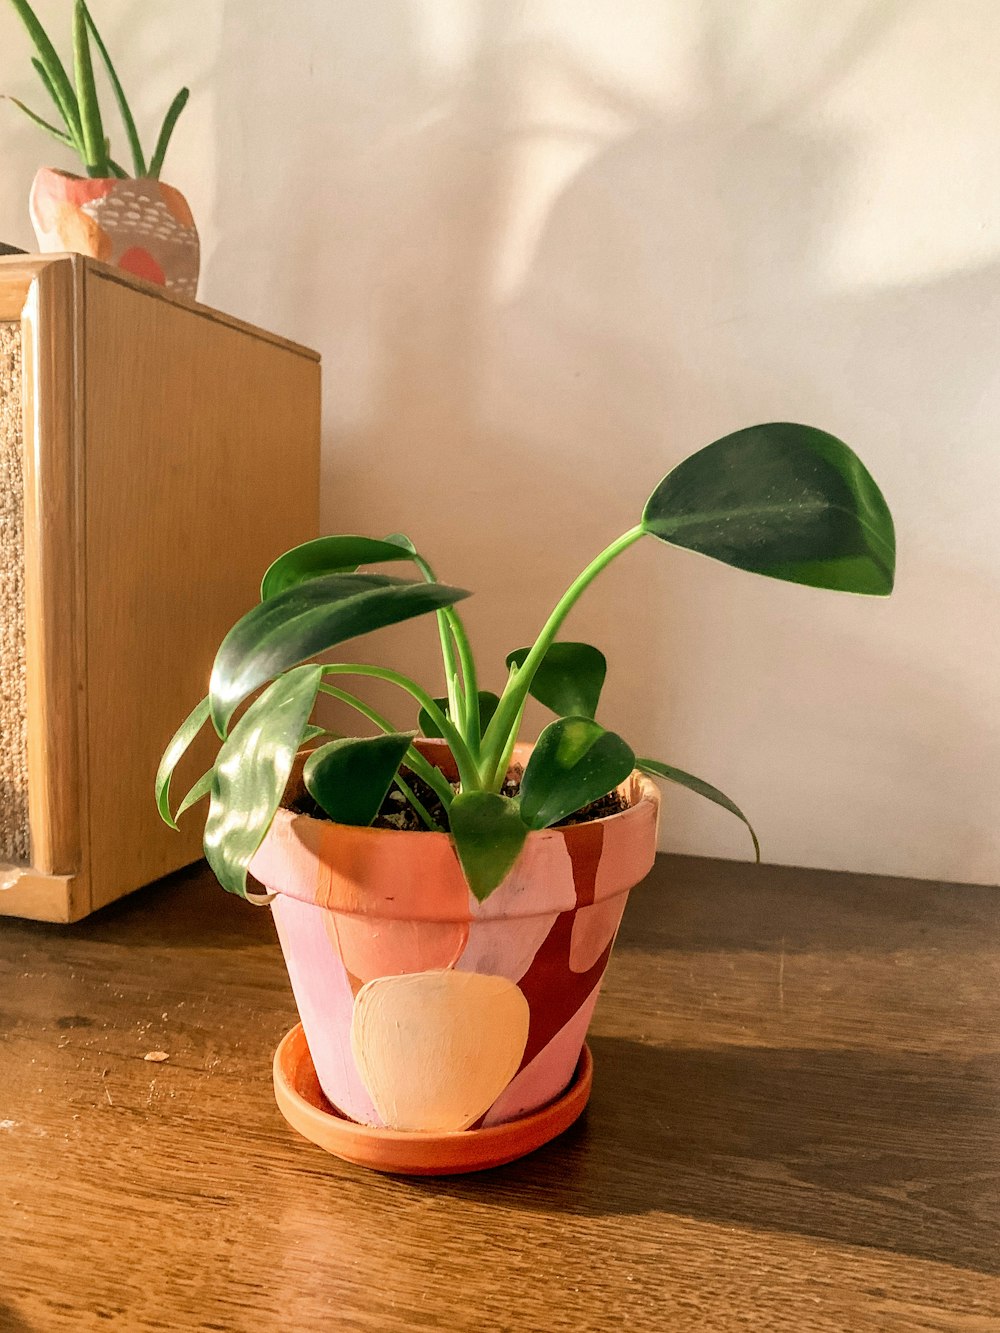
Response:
[290, 762, 630, 832]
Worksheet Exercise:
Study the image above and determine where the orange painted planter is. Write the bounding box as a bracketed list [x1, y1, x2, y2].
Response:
[29, 167, 200, 298]
[250, 742, 660, 1173]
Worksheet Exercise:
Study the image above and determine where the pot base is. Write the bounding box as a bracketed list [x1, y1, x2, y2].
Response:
[272, 1023, 593, 1175]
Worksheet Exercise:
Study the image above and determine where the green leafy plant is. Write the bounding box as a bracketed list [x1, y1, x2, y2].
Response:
[4, 0, 189, 179]
[156, 423, 895, 903]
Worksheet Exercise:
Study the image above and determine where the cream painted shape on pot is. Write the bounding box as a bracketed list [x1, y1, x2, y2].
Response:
[350, 970, 530, 1132]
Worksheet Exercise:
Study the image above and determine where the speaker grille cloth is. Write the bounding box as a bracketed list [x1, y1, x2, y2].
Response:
[0, 322, 28, 864]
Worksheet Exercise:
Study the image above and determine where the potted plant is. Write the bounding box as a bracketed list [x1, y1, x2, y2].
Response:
[157, 422, 895, 1174]
[4, 0, 198, 296]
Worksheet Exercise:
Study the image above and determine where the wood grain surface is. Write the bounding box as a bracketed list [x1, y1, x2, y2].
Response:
[0, 854, 998, 1332]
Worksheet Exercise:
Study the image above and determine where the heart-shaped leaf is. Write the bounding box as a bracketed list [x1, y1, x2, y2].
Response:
[155, 694, 210, 829]
[506, 642, 607, 719]
[642, 422, 895, 595]
[449, 791, 529, 902]
[304, 733, 414, 827]
[260, 535, 414, 600]
[418, 691, 501, 739]
[637, 757, 760, 861]
[519, 717, 635, 830]
[210, 572, 470, 736]
[204, 664, 324, 898]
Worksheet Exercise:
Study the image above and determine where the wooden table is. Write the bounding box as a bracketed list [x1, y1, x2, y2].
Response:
[1, 856, 998, 1331]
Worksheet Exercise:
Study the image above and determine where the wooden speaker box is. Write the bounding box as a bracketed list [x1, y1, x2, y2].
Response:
[0, 255, 320, 922]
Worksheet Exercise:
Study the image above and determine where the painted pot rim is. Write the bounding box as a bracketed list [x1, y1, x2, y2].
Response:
[31, 164, 189, 192]
[249, 741, 661, 923]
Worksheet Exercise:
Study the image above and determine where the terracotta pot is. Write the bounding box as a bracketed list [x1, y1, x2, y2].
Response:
[250, 742, 660, 1166]
[29, 167, 199, 298]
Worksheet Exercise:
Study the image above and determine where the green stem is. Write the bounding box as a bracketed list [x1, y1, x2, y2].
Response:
[481, 525, 646, 774]
[316, 683, 455, 810]
[321, 665, 479, 791]
[490, 691, 527, 793]
[409, 550, 468, 748]
[445, 609, 480, 745]
[392, 775, 442, 832]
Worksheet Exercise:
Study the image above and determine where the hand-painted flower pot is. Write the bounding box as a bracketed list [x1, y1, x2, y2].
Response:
[249, 742, 660, 1173]
[29, 167, 200, 298]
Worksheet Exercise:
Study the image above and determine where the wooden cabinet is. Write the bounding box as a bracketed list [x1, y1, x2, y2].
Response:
[0, 255, 320, 921]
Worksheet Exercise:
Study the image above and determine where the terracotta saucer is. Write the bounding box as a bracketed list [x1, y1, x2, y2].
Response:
[272, 1023, 593, 1176]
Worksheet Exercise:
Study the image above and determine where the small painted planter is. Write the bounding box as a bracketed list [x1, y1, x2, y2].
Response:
[29, 167, 200, 298]
[250, 743, 660, 1173]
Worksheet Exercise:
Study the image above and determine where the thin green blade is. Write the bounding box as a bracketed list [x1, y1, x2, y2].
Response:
[260, 535, 413, 600]
[154, 695, 210, 829]
[210, 573, 470, 736]
[642, 423, 895, 595]
[204, 664, 323, 898]
[147, 86, 188, 178]
[506, 642, 607, 719]
[9, 0, 83, 148]
[72, 0, 107, 175]
[450, 791, 529, 902]
[303, 733, 413, 827]
[519, 717, 635, 831]
[83, 1, 144, 175]
[637, 757, 760, 862]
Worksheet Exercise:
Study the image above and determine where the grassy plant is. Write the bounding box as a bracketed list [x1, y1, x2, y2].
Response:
[4, 0, 189, 179]
[156, 423, 896, 903]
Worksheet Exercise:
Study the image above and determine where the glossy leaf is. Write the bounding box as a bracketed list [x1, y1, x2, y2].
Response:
[519, 717, 635, 831]
[449, 792, 529, 902]
[637, 758, 760, 862]
[204, 664, 323, 898]
[642, 422, 895, 595]
[506, 642, 607, 719]
[261, 535, 414, 600]
[175, 725, 326, 823]
[154, 695, 210, 829]
[304, 733, 414, 827]
[418, 691, 501, 739]
[210, 573, 470, 736]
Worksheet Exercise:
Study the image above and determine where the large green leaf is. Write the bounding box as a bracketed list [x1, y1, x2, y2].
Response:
[642, 423, 895, 595]
[506, 642, 607, 719]
[637, 758, 760, 862]
[155, 695, 210, 829]
[175, 725, 326, 823]
[210, 572, 470, 736]
[260, 535, 414, 600]
[418, 691, 501, 739]
[519, 717, 635, 831]
[450, 791, 529, 902]
[304, 733, 413, 827]
[204, 664, 323, 898]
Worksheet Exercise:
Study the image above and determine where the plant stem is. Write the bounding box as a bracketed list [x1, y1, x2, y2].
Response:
[392, 775, 442, 832]
[445, 609, 480, 744]
[316, 683, 455, 810]
[409, 550, 470, 749]
[480, 525, 646, 776]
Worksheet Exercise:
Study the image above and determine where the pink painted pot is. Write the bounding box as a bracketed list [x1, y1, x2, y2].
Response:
[250, 743, 660, 1149]
[29, 167, 200, 298]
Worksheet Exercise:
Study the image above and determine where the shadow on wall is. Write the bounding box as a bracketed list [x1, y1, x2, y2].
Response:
[209, 2, 1000, 878]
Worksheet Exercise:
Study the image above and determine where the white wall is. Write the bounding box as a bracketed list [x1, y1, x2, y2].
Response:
[2, 1, 998, 885]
